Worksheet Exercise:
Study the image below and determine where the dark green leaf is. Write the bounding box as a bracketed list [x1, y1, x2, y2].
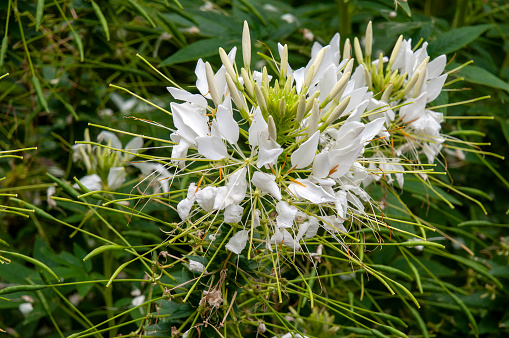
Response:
[428, 24, 492, 56]
[460, 65, 509, 93]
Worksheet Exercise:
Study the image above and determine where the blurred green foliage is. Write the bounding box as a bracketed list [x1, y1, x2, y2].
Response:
[1, 0, 508, 337]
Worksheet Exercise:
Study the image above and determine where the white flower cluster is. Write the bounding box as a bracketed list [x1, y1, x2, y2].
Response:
[133, 22, 449, 255]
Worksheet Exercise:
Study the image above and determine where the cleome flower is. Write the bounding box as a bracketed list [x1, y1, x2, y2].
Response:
[111, 21, 452, 259]
[72, 129, 171, 193]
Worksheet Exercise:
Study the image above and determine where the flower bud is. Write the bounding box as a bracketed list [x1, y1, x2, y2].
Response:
[365, 21, 373, 59]
[413, 56, 429, 98]
[226, 73, 245, 111]
[354, 37, 364, 63]
[205, 62, 221, 106]
[343, 58, 354, 77]
[322, 71, 350, 108]
[325, 95, 350, 127]
[343, 38, 351, 60]
[280, 44, 288, 81]
[242, 21, 251, 70]
[381, 82, 393, 102]
[389, 35, 403, 69]
[241, 68, 254, 97]
[268, 115, 277, 140]
[219, 47, 237, 81]
[308, 98, 319, 138]
[254, 84, 267, 112]
[296, 95, 306, 124]
[279, 96, 286, 117]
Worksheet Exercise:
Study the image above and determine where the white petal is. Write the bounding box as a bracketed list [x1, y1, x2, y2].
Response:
[251, 171, 281, 200]
[291, 131, 319, 169]
[214, 168, 248, 209]
[276, 201, 298, 228]
[177, 198, 194, 220]
[257, 137, 283, 168]
[75, 174, 103, 191]
[107, 167, 126, 191]
[425, 74, 447, 103]
[296, 217, 320, 241]
[131, 295, 145, 307]
[328, 146, 363, 178]
[360, 117, 386, 142]
[288, 179, 335, 204]
[97, 131, 122, 150]
[167, 87, 207, 108]
[215, 104, 239, 144]
[171, 137, 191, 168]
[224, 204, 244, 224]
[225, 230, 249, 255]
[195, 59, 210, 98]
[321, 216, 347, 234]
[124, 137, 143, 160]
[195, 186, 217, 212]
[269, 228, 301, 251]
[312, 151, 331, 178]
[132, 162, 172, 193]
[196, 136, 228, 160]
[248, 107, 268, 147]
[427, 54, 446, 78]
[171, 102, 208, 141]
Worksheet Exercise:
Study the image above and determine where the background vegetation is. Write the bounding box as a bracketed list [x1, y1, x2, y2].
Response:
[1, 0, 508, 337]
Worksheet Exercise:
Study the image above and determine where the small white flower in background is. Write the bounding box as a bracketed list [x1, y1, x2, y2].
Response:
[19, 302, 33, 317]
[187, 260, 206, 273]
[131, 288, 145, 307]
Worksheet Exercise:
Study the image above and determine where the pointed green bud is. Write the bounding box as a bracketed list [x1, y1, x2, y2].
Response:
[296, 95, 306, 124]
[268, 115, 277, 140]
[280, 44, 288, 81]
[312, 47, 326, 76]
[389, 35, 403, 68]
[304, 90, 320, 114]
[377, 52, 384, 74]
[226, 73, 244, 111]
[343, 38, 351, 60]
[219, 47, 237, 81]
[241, 68, 254, 97]
[279, 96, 286, 117]
[364, 67, 372, 90]
[325, 95, 350, 127]
[413, 56, 429, 98]
[365, 21, 373, 59]
[354, 37, 364, 63]
[205, 62, 221, 106]
[343, 58, 354, 77]
[404, 70, 420, 96]
[308, 99, 319, 138]
[262, 67, 269, 90]
[304, 65, 316, 90]
[331, 71, 351, 99]
[242, 21, 251, 70]
[381, 82, 393, 102]
[254, 84, 266, 112]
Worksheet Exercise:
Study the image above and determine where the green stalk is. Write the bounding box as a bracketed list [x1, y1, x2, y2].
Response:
[336, 0, 351, 37]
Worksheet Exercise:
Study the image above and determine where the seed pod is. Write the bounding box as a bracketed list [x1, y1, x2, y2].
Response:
[0, 284, 47, 295]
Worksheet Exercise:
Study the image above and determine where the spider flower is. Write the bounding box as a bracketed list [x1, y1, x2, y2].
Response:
[155, 21, 406, 257]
